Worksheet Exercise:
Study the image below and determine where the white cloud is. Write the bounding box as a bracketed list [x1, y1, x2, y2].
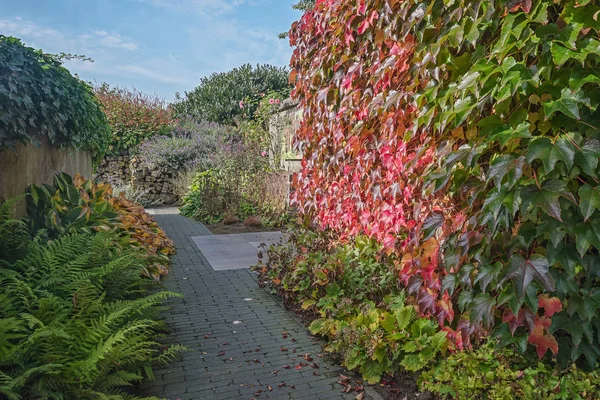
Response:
[0, 18, 138, 53]
[116, 64, 190, 85]
[0, 17, 62, 40]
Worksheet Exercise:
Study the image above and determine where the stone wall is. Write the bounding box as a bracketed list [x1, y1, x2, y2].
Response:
[94, 153, 177, 205]
[0, 137, 92, 215]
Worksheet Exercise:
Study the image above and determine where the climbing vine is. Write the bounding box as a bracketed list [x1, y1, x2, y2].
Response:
[0, 36, 109, 160]
[290, 0, 600, 366]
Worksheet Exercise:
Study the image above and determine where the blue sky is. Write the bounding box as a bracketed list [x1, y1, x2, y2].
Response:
[1, 0, 301, 101]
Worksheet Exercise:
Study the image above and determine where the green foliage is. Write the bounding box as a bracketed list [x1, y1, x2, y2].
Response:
[238, 89, 289, 165]
[419, 340, 600, 399]
[0, 216, 181, 399]
[94, 83, 174, 155]
[0, 36, 109, 161]
[173, 64, 291, 124]
[254, 227, 446, 383]
[179, 141, 288, 226]
[310, 296, 447, 384]
[404, 0, 600, 366]
[25, 172, 175, 280]
[25, 172, 119, 239]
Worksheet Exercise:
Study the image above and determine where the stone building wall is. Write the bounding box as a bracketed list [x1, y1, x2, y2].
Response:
[94, 153, 177, 205]
[268, 99, 303, 173]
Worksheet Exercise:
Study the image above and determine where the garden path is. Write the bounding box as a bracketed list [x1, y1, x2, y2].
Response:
[138, 208, 372, 400]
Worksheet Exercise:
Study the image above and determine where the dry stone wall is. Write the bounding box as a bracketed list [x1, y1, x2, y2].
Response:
[95, 153, 177, 205]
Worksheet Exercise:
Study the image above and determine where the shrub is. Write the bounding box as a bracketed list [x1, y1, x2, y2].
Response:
[136, 120, 228, 171]
[94, 83, 174, 155]
[173, 64, 291, 124]
[26, 172, 174, 280]
[290, 0, 600, 365]
[0, 36, 109, 161]
[419, 340, 600, 399]
[0, 202, 182, 399]
[180, 141, 270, 223]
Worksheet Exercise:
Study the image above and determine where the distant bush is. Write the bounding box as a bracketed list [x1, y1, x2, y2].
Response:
[94, 83, 174, 155]
[136, 120, 229, 171]
[0, 36, 109, 161]
[173, 64, 291, 124]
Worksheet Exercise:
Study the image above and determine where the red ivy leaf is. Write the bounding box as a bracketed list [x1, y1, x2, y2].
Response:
[528, 317, 558, 358]
[538, 294, 563, 317]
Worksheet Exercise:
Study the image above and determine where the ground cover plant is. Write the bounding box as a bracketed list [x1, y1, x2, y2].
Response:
[0, 36, 109, 161]
[256, 0, 600, 395]
[0, 196, 181, 399]
[255, 228, 447, 384]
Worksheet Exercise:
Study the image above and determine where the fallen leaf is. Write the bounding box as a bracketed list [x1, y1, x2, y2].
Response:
[218, 351, 225, 356]
[283, 365, 291, 369]
[356, 393, 364, 400]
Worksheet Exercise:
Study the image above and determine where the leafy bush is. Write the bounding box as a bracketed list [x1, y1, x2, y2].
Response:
[290, 0, 600, 365]
[0, 202, 182, 399]
[0, 36, 109, 161]
[173, 64, 291, 124]
[26, 172, 174, 280]
[254, 227, 446, 383]
[95, 83, 174, 155]
[179, 137, 290, 226]
[419, 340, 600, 399]
[136, 120, 229, 171]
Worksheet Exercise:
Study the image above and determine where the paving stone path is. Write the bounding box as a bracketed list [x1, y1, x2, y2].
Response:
[139, 209, 372, 400]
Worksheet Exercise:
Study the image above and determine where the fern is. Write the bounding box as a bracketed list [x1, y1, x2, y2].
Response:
[0, 228, 182, 399]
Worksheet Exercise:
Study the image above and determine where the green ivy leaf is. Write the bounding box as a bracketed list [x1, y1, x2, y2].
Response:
[506, 254, 555, 301]
[543, 88, 591, 120]
[578, 185, 600, 221]
[526, 137, 575, 172]
[521, 180, 575, 221]
[469, 293, 496, 329]
[574, 222, 600, 257]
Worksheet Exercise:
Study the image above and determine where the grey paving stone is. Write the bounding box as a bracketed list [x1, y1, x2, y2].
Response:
[137, 209, 352, 399]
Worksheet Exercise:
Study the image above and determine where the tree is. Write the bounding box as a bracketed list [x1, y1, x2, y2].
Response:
[173, 64, 290, 125]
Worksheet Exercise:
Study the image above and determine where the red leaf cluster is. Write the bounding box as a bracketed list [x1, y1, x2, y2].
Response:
[289, 0, 462, 345]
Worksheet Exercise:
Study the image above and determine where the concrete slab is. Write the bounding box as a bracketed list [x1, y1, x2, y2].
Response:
[191, 232, 285, 271]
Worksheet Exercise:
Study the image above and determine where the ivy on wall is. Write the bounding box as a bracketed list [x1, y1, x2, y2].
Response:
[0, 36, 110, 161]
[290, 0, 600, 366]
